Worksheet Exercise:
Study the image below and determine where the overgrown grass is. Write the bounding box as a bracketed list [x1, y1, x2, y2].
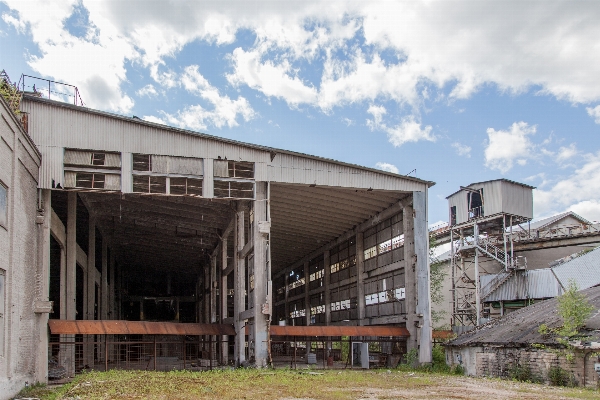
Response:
[16, 367, 600, 400]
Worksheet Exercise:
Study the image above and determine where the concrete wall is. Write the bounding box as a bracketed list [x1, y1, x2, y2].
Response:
[0, 98, 44, 399]
[446, 346, 599, 387]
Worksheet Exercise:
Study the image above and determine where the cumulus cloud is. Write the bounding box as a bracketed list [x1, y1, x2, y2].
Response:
[375, 162, 399, 174]
[534, 152, 600, 221]
[136, 84, 158, 98]
[6, 1, 600, 119]
[367, 105, 435, 147]
[556, 143, 577, 163]
[586, 105, 600, 124]
[451, 142, 471, 158]
[484, 121, 536, 173]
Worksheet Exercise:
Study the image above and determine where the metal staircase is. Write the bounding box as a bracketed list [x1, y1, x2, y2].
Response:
[475, 235, 522, 269]
[480, 269, 513, 300]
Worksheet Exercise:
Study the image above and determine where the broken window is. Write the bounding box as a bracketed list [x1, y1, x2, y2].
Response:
[450, 206, 457, 226]
[214, 180, 254, 199]
[170, 177, 203, 196]
[75, 173, 105, 189]
[91, 153, 106, 166]
[0, 182, 6, 228]
[468, 189, 484, 219]
[228, 161, 254, 178]
[133, 154, 152, 171]
[132, 175, 167, 194]
[363, 214, 403, 261]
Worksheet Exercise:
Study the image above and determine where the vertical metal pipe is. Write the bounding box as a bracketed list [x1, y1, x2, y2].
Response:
[503, 216, 508, 270]
[474, 224, 481, 326]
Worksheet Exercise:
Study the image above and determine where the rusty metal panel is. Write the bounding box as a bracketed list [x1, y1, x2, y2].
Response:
[48, 320, 235, 335]
[269, 325, 409, 337]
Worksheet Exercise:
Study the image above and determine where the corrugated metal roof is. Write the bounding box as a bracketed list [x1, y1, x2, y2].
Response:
[22, 95, 434, 188]
[48, 320, 235, 335]
[552, 246, 600, 290]
[445, 179, 535, 199]
[528, 211, 591, 231]
[481, 269, 562, 301]
[447, 285, 600, 347]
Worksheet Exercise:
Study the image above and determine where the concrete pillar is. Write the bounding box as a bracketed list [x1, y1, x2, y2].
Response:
[64, 191, 77, 375]
[403, 200, 418, 357]
[284, 273, 289, 325]
[252, 182, 269, 367]
[35, 189, 51, 383]
[324, 250, 331, 325]
[221, 238, 229, 365]
[413, 191, 432, 364]
[304, 261, 310, 358]
[109, 249, 115, 318]
[356, 232, 365, 325]
[234, 206, 246, 366]
[101, 239, 108, 320]
[66, 192, 77, 320]
[87, 217, 96, 320]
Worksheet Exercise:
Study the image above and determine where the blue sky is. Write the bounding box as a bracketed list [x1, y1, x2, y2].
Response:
[2, 1, 600, 226]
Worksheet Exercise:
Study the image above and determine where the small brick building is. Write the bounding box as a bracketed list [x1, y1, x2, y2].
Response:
[445, 285, 600, 387]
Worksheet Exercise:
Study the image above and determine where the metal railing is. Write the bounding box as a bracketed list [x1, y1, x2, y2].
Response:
[20, 74, 85, 106]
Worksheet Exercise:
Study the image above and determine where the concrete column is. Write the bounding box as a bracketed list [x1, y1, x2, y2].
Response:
[324, 250, 331, 325]
[284, 273, 289, 324]
[356, 232, 365, 325]
[403, 200, 418, 357]
[66, 192, 77, 320]
[252, 182, 269, 367]
[413, 191, 432, 364]
[210, 255, 217, 323]
[234, 206, 246, 366]
[304, 261, 310, 326]
[221, 238, 229, 365]
[101, 239, 108, 320]
[35, 189, 51, 383]
[109, 249, 115, 318]
[304, 261, 310, 358]
[87, 217, 96, 320]
[203, 158, 214, 198]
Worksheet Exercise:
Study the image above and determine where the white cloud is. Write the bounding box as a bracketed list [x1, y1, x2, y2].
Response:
[375, 162, 399, 174]
[341, 117, 354, 127]
[586, 105, 600, 124]
[227, 48, 318, 106]
[2, 12, 27, 33]
[142, 115, 165, 124]
[6, 1, 600, 117]
[136, 84, 158, 98]
[534, 151, 600, 220]
[451, 142, 471, 158]
[367, 105, 435, 147]
[484, 121, 536, 173]
[557, 143, 577, 163]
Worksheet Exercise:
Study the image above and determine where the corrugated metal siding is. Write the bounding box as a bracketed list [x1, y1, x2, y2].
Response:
[481, 269, 561, 302]
[552, 246, 600, 290]
[23, 99, 428, 191]
[501, 181, 533, 220]
[268, 153, 427, 191]
[37, 145, 63, 189]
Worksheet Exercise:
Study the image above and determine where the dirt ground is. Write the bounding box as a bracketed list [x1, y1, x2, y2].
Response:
[17, 369, 600, 400]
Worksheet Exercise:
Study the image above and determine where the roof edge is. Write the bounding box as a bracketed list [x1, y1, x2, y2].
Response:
[22, 95, 435, 188]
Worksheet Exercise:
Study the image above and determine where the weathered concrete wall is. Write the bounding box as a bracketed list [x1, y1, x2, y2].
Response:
[446, 346, 599, 387]
[0, 99, 44, 399]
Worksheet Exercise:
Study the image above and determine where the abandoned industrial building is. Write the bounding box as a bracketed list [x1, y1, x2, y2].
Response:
[0, 84, 435, 394]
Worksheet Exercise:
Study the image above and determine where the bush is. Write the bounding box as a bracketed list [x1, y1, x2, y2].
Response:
[508, 363, 537, 382]
[548, 365, 576, 387]
[451, 364, 465, 375]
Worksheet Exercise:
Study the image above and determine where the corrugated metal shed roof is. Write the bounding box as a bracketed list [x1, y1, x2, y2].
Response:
[22, 95, 434, 188]
[447, 285, 600, 347]
[528, 211, 591, 231]
[481, 269, 562, 301]
[445, 179, 535, 199]
[552, 246, 600, 291]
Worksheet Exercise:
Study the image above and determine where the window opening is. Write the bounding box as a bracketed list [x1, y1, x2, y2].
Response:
[450, 206, 457, 226]
[133, 154, 152, 171]
[75, 173, 105, 189]
[91, 153, 106, 166]
[0, 182, 6, 228]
